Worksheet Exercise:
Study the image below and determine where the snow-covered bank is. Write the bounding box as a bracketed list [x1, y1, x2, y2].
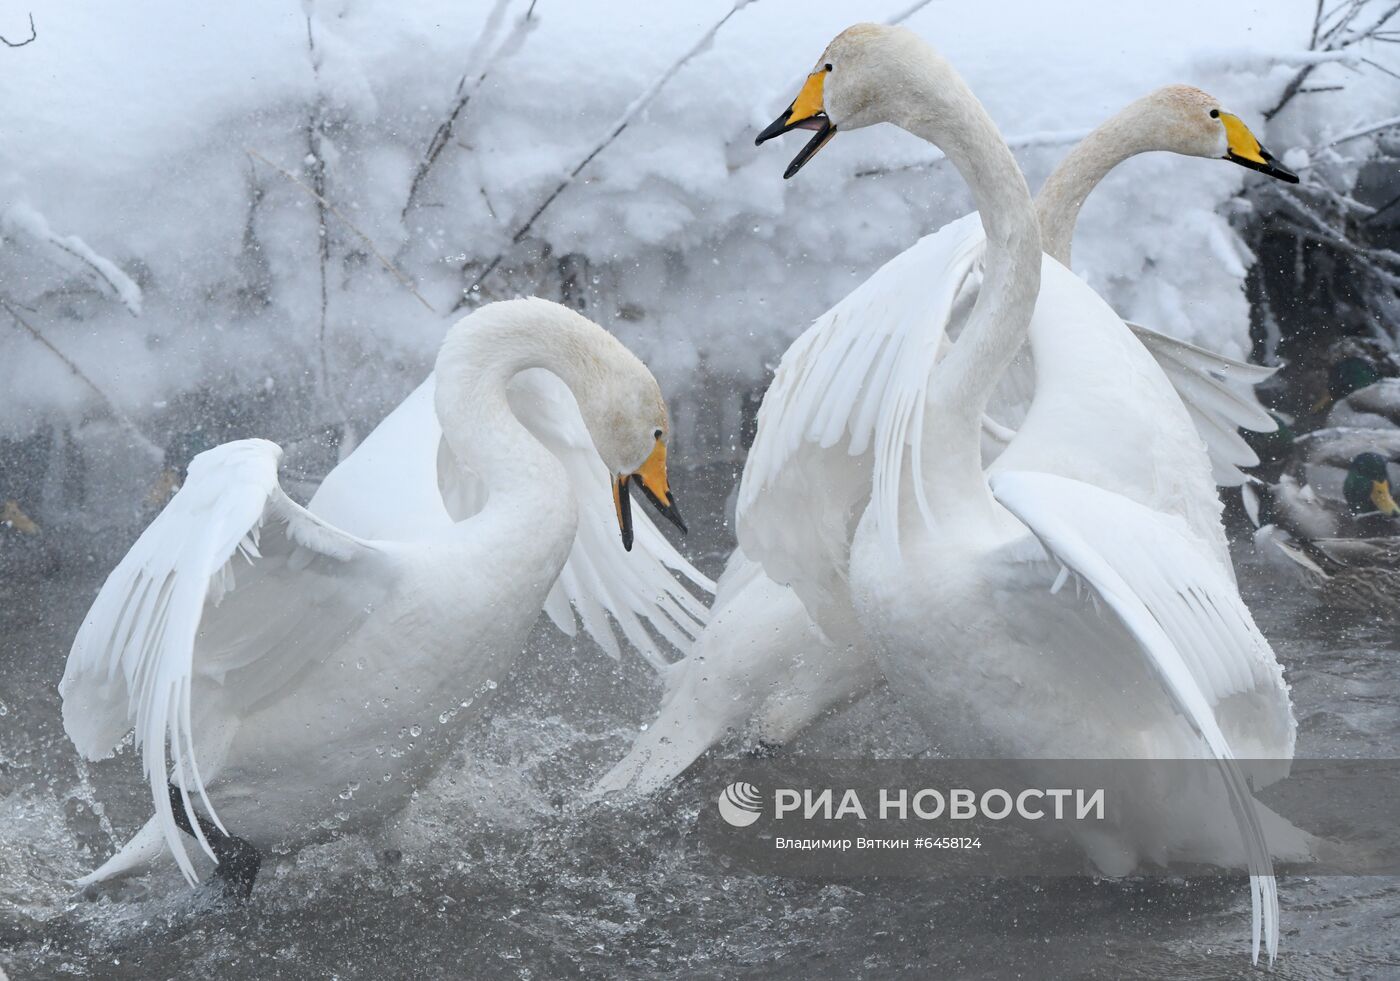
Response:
[1, 0, 1396, 517]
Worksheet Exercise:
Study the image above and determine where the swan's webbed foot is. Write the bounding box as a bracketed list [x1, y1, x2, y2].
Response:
[167, 784, 263, 900]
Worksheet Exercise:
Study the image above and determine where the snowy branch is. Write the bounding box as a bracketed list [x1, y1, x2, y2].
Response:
[401, 0, 540, 221]
[0, 12, 35, 48]
[0, 298, 162, 461]
[246, 148, 438, 315]
[2, 204, 143, 315]
[1266, 0, 1400, 118]
[454, 0, 760, 308]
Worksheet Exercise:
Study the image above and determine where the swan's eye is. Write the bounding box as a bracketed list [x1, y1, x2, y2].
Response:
[824, 63, 833, 72]
[654, 429, 663, 440]
[1209, 109, 1220, 119]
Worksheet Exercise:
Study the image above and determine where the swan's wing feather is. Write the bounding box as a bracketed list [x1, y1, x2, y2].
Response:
[315, 371, 710, 667]
[992, 470, 1293, 964]
[60, 439, 385, 883]
[736, 214, 985, 608]
[505, 370, 711, 667]
[1127, 323, 1276, 486]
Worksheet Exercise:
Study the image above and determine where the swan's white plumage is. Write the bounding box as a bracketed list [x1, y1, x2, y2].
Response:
[1123, 326, 1276, 486]
[62, 439, 388, 882]
[991, 470, 1289, 962]
[310, 373, 711, 669]
[736, 214, 983, 611]
[740, 215, 1236, 583]
[62, 297, 704, 888]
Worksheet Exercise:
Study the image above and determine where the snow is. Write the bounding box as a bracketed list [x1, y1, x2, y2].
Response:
[1, 0, 1395, 485]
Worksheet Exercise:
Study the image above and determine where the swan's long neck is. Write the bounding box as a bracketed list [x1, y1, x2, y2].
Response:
[903, 51, 1042, 525]
[1035, 98, 1160, 266]
[433, 302, 604, 554]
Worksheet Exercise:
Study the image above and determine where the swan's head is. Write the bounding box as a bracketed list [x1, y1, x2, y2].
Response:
[437, 297, 685, 552]
[1139, 85, 1297, 182]
[1343, 452, 1399, 517]
[586, 366, 687, 552]
[755, 23, 927, 178]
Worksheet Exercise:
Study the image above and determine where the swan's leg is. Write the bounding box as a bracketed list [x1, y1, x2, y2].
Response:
[166, 784, 262, 899]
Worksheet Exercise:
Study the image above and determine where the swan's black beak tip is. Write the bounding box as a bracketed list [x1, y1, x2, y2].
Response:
[639, 483, 687, 535]
[755, 112, 791, 146]
[1227, 149, 1298, 184]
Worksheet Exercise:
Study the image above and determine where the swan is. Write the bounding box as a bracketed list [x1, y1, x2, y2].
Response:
[597, 85, 1293, 798]
[744, 24, 1290, 961]
[767, 23, 1291, 960]
[60, 297, 698, 895]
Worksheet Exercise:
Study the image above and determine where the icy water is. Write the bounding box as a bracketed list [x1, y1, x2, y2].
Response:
[2, 464, 1398, 980]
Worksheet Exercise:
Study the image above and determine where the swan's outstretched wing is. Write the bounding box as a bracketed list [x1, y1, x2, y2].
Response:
[61, 439, 389, 883]
[736, 213, 985, 609]
[991, 470, 1294, 964]
[1127, 324, 1277, 486]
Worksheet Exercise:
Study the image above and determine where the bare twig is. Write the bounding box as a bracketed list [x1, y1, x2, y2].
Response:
[1, 298, 162, 461]
[1267, 0, 1400, 118]
[854, 127, 1092, 179]
[301, 10, 345, 448]
[453, 0, 759, 309]
[0, 12, 35, 48]
[401, 0, 540, 221]
[886, 0, 938, 24]
[246, 148, 438, 315]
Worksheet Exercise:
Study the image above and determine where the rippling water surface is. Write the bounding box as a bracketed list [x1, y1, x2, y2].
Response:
[2, 467, 1397, 979]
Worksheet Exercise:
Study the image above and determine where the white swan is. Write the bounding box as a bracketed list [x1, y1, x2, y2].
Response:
[757, 24, 1288, 960]
[597, 85, 1292, 797]
[61, 297, 699, 893]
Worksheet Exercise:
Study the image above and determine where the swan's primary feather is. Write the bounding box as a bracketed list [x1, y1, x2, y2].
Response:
[1129, 324, 1276, 486]
[736, 213, 984, 608]
[991, 470, 1293, 964]
[61, 439, 387, 883]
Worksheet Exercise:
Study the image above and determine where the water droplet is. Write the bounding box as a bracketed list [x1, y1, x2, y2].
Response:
[383, 773, 392, 782]
[409, 724, 422, 738]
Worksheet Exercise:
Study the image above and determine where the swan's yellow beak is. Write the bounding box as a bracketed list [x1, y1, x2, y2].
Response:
[1371, 479, 1399, 517]
[1219, 112, 1298, 183]
[611, 438, 687, 551]
[755, 67, 837, 179]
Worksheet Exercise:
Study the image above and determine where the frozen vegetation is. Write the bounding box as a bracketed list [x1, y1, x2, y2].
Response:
[3, 0, 1399, 529]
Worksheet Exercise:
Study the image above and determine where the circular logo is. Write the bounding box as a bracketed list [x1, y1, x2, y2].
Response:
[717, 781, 763, 827]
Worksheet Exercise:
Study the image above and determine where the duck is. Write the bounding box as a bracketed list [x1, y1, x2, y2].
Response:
[61, 297, 698, 896]
[763, 24, 1293, 961]
[596, 84, 1293, 805]
[1245, 451, 1400, 613]
[1249, 427, 1400, 534]
[1316, 354, 1400, 430]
